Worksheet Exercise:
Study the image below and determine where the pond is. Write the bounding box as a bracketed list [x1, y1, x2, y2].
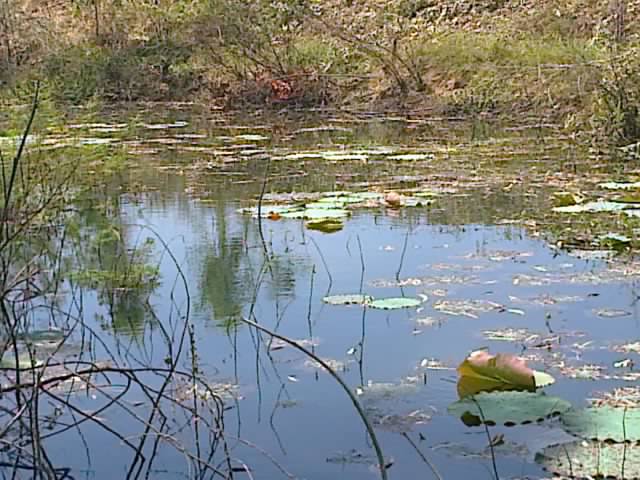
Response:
[2, 104, 640, 479]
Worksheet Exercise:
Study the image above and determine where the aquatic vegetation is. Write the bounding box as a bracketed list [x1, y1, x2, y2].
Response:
[448, 391, 571, 427]
[322, 294, 373, 305]
[537, 441, 640, 479]
[456, 350, 555, 398]
[368, 297, 422, 310]
[561, 406, 640, 443]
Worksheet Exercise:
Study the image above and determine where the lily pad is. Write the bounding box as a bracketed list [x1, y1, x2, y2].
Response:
[457, 350, 554, 397]
[368, 297, 421, 310]
[281, 208, 350, 220]
[387, 153, 434, 161]
[240, 204, 301, 218]
[537, 441, 640, 479]
[561, 406, 640, 442]
[306, 219, 344, 233]
[18, 329, 65, 344]
[322, 294, 373, 306]
[304, 201, 346, 210]
[448, 391, 571, 426]
[599, 233, 632, 249]
[553, 191, 586, 207]
[552, 201, 631, 213]
[599, 181, 640, 190]
[0, 354, 43, 370]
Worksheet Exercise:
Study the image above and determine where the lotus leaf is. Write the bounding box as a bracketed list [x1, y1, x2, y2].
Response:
[561, 406, 640, 442]
[537, 441, 640, 479]
[0, 354, 42, 370]
[448, 391, 571, 426]
[552, 201, 631, 213]
[304, 201, 346, 210]
[553, 191, 585, 207]
[281, 208, 350, 220]
[240, 205, 301, 217]
[367, 297, 421, 310]
[599, 181, 640, 190]
[306, 219, 344, 233]
[387, 153, 434, 161]
[322, 294, 373, 306]
[321, 191, 352, 197]
[18, 329, 65, 347]
[234, 134, 269, 141]
[457, 350, 554, 397]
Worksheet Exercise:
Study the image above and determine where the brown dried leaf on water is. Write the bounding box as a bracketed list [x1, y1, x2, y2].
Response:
[326, 449, 381, 465]
[482, 328, 541, 343]
[415, 316, 447, 328]
[589, 386, 640, 408]
[269, 337, 320, 351]
[356, 379, 419, 400]
[559, 363, 607, 380]
[368, 407, 432, 433]
[613, 341, 640, 354]
[303, 358, 347, 372]
[509, 293, 584, 306]
[434, 299, 503, 319]
[457, 350, 536, 398]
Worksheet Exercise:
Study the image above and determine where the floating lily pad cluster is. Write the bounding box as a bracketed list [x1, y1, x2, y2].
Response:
[448, 350, 640, 478]
[240, 190, 435, 233]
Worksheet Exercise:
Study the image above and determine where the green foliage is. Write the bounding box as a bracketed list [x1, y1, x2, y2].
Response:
[44, 41, 196, 103]
[591, 48, 640, 148]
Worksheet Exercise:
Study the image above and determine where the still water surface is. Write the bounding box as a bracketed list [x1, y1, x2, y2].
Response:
[7, 107, 640, 479]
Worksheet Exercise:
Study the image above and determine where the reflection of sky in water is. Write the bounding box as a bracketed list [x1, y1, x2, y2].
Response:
[48, 188, 640, 479]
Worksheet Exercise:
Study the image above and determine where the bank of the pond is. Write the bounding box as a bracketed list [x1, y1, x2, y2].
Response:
[2, 1, 640, 152]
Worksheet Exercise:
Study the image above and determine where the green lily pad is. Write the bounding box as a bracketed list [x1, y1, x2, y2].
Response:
[561, 406, 640, 442]
[448, 391, 571, 426]
[321, 191, 353, 197]
[281, 208, 350, 220]
[323, 294, 373, 306]
[553, 191, 586, 207]
[414, 191, 439, 198]
[387, 153, 434, 161]
[306, 219, 344, 233]
[18, 329, 65, 346]
[613, 193, 640, 203]
[533, 370, 556, 388]
[0, 354, 43, 370]
[599, 181, 640, 190]
[234, 134, 269, 141]
[553, 201, 631, 213]
[240, 205, 301, 217]
[402, 197, 435, 207]
[600, 233, 632, 250]
[368, 297, 421, 310]
[537, 441, 640, 479]
[304, 201, 346, 210]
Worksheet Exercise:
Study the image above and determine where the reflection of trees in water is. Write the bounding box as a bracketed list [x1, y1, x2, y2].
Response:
[196, 201, 307, 326]
[72, 189, 159, 335]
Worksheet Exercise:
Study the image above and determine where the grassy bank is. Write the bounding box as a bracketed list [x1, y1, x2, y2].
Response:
[1, 1, 640, 149]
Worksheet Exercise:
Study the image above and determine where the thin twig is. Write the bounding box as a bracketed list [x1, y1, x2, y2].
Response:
[239, 317, 388, 480]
